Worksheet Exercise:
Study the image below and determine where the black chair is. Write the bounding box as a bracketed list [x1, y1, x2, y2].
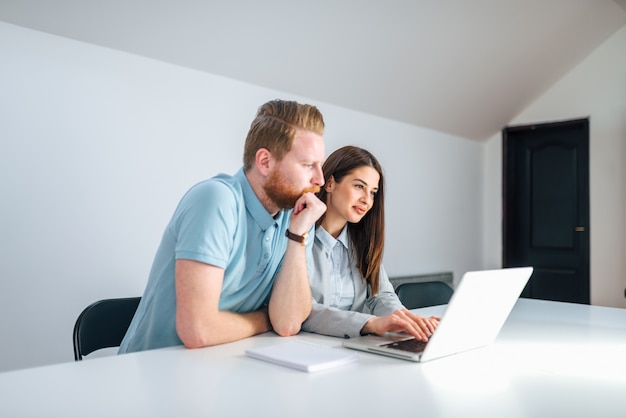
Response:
[395, 281, 454, 309]
[73, 297, 141, 361]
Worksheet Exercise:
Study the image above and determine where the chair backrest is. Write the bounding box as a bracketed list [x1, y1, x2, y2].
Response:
[395, 281, 454, 309]
[73, 297, 141, 361]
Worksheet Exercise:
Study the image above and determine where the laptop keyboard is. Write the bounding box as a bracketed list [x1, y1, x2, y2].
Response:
[382, 338, 428, 353]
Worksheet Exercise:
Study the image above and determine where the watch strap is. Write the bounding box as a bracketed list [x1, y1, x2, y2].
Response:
[285, 229, 307, 245]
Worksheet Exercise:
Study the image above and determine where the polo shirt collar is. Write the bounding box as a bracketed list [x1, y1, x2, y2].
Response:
[234, 168, 284, 230]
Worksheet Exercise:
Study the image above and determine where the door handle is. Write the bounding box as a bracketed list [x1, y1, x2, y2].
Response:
[575, 226, 585, 232]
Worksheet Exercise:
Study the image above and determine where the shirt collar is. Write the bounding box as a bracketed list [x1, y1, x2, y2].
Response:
[316, 224, 350, 251]
[234, 167, 284, 230]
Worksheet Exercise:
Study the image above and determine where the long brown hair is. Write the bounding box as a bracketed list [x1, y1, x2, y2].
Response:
[243, 99, 325, 172]
[317, 146, 386, 294]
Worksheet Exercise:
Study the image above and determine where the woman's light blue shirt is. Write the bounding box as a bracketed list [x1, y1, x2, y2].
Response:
[302, 225, 404, 338]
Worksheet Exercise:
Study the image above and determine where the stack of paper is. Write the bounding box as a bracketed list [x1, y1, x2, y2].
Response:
[245, 340, 358, 372]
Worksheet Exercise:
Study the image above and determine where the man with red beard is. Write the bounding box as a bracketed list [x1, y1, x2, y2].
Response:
[119, 100, 326, 353]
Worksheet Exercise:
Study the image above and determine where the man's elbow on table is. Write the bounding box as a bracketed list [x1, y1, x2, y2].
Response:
[177, 323, 221, 349]
[272, 321, 302, 337]
[271, 308, 310, 336]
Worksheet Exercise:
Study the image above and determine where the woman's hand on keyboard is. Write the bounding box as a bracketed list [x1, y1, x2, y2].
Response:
[360, 310, 440, 341]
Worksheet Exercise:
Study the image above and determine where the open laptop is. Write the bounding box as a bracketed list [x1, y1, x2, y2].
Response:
[343, 267, 533, 362]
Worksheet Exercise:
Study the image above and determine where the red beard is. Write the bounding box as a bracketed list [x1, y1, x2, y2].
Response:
[264, 169, 320, 209]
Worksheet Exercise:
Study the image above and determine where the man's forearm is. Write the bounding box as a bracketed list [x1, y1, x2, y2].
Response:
[268, 241, 312, 336]
[177, 308, 271, 348]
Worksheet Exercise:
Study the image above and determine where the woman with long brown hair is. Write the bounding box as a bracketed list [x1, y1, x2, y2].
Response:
[302, 146, 439, 340]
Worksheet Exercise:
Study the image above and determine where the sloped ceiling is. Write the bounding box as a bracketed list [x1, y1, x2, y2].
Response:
[1, 0, 625, 141]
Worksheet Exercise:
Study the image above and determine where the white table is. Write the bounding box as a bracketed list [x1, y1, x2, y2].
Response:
[1, 299, 625, 418]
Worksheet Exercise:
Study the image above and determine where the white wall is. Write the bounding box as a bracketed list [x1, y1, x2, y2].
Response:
[0, 22, 483, 372]
[483, 26, 626, 309]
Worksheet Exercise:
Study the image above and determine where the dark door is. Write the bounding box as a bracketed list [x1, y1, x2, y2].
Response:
[503, 119, 590, 304]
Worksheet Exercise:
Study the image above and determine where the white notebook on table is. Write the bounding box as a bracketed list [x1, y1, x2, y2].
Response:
[245, 340, 358, 372]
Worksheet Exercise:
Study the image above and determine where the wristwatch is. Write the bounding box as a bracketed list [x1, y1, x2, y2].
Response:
[285, 229, 308, 246]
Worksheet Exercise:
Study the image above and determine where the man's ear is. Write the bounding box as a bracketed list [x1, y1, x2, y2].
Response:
[255, 148, 273, 176]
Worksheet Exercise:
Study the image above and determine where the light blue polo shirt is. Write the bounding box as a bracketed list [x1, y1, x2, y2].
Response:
[119, 168, 309, 353]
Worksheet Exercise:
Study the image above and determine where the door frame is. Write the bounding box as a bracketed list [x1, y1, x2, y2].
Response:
[502, 118, 590, 303]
